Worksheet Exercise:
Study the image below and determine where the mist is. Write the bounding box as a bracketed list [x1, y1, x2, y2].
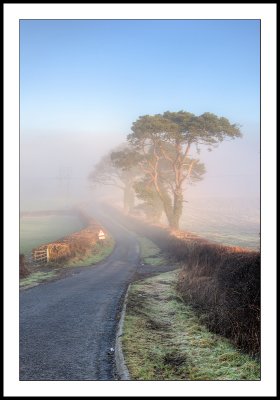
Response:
[20, 127, 259, 208]
[20, 123, 260, 250]
[18, 18, 260, 250]
[20, 131, 122, 210]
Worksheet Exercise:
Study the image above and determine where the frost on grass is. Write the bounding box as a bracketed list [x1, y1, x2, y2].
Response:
[138, 236, 167, 266]
[20, 271, 57, 289]
[66, 237, 115, 267]
[122, 270, 260, 381]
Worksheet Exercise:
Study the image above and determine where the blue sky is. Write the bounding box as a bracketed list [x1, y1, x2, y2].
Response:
[20, 19, 260, 205]
[20, 19, 260, 136]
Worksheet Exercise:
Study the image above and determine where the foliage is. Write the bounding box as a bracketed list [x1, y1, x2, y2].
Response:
[88, 144, 140, 212]
[88, 110, 241, 228]
[110, 209, 260, 356]
[133, 179, 164, 222]
[66, 237, 115, 267]
[125, 110, 241, 228]
[19, 254, 30, 278]
[177, 243, 260, 356]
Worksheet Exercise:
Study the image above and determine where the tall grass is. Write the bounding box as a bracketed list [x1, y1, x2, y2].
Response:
[108, 207, 260, 356]
[123, 271, 260, 380]
[31, 210, 105, 264]
[19, 254, 30, 278]
[176, 242, 260, 356]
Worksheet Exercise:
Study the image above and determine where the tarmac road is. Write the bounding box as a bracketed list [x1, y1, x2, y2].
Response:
[19, 208, 140, 381]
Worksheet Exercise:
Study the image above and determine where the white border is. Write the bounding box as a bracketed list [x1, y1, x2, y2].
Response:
[2, 3, 278, 20]
[4, 3, 276, 397]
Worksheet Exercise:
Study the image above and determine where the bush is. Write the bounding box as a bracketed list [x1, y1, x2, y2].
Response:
[177, 246, 260, 355]
[19, 254, 30, 278]
[108, 207, 260, 356]
[32, 215, 102, 264]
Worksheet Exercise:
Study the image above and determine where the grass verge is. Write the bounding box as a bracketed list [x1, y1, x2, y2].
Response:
[138, 236, 167, 266]
[20, 237, 115, 289]
[66, 236, 115, 267]
[122, 270, 260, 381]
[19, 271, 57, 289]
[110, 209, 260, 356]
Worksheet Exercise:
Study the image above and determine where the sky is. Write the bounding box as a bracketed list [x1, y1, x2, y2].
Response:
[20, 19, 260, 207]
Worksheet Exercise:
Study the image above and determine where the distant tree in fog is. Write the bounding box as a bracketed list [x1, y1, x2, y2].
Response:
[88, 145, 140, 213]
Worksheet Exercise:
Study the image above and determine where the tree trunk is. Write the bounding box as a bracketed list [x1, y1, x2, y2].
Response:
[152, 181, 182, 229]
[123, 183, 135, 214]
[171, 189, 183, 230]
[159, 190, 175, 228]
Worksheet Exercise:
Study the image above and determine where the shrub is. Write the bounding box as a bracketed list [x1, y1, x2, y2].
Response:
[32, 216, 102, 264]
[177, 246, 260, 355]
[19, 254, 30, 278]
[108, 207, 260, 356]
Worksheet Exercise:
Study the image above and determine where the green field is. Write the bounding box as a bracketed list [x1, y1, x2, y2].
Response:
[20, 214, 84, 255]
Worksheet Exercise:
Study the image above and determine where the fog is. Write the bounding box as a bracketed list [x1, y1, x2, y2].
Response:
[17, 18, 262, 252]
[20, 131, 122, 210]
[20, 126, 260, 250]
[20, 127, 260, 211]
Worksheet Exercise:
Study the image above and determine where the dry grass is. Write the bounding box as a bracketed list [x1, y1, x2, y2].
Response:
[32, 214, 105, 264]
[19, 254, 30, 278]
[123, 271, 260, 380]
[137, 236, 167, 266]
[176, 243, 260, 356]
[107, 208, 260, 356]
[20, 211, 115, 289]
[19, 270, 58, 289]
[66, 237, 115, 267]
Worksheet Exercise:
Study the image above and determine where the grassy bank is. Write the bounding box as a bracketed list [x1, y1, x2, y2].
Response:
[20, 210, 116, 289]
[105, 208, 260, 356]
[177, 242, 260, 356]
[122, 270, 260, 381]
[66, 236, 115, 267]
[20, 236, 115, 290]
[138, 236, 166, 266]
[20, 270, 58, 289]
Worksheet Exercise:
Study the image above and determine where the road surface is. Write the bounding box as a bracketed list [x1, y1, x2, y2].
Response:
[19, 209, 140, 381]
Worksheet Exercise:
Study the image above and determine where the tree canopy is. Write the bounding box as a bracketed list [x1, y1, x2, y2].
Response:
[126, 111, 241, 229]
[88, 145, 140, 213]
[89, 110, 241, 229]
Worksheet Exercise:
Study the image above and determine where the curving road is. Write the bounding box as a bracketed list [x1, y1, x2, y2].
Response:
[19, 208, 140, 381]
